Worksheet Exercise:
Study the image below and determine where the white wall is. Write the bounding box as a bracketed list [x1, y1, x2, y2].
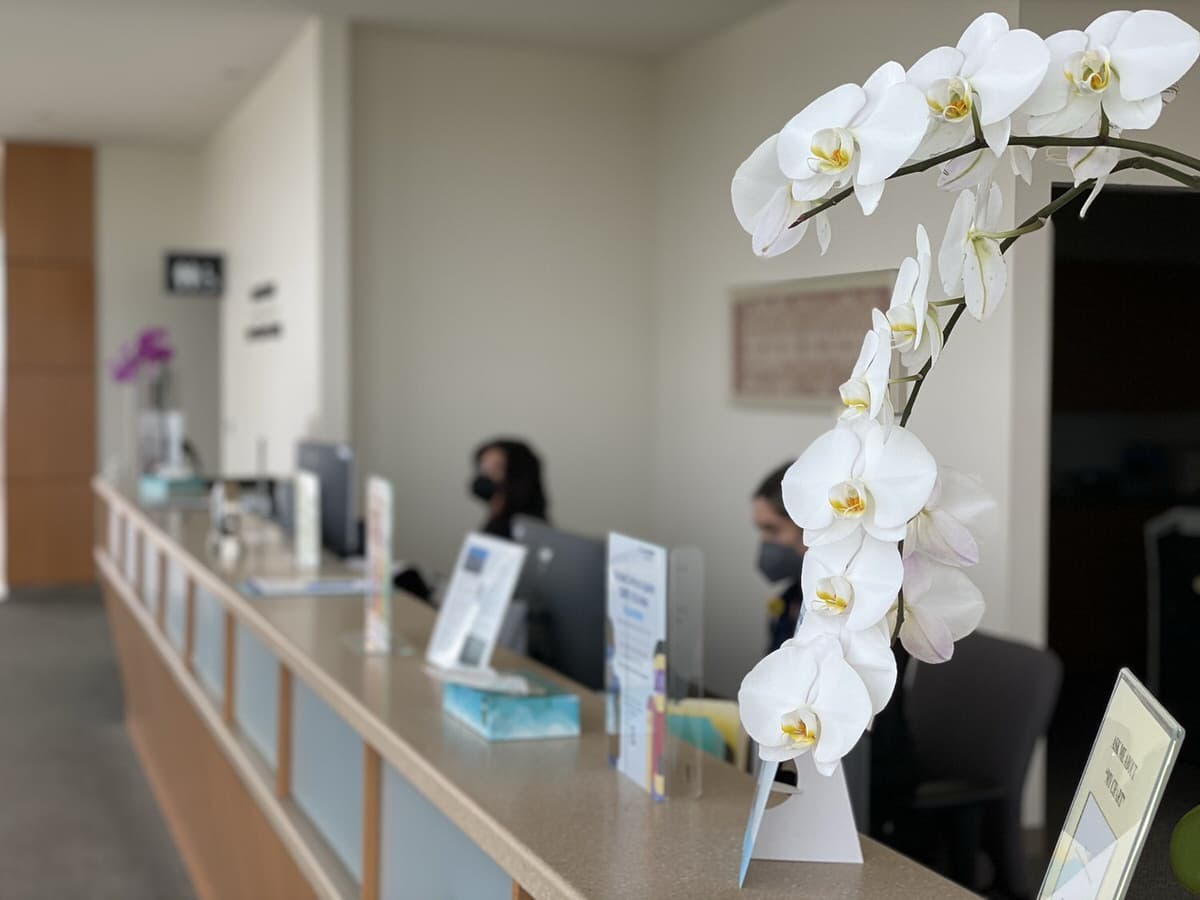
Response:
[652, 0, 1019, 700]
[350, 29, 656, 579]
[96, 145, 220, 473]
[203, 17, 350, 473]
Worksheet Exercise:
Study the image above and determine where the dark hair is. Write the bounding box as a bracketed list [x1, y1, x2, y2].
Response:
[753, 461, 792, 518]
[474, 438, 549, 536]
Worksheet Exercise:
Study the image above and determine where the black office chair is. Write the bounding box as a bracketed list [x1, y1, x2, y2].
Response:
[900, 632, 1062, 898]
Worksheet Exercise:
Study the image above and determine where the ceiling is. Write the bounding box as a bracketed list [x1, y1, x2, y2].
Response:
[0, 0, 779, 144]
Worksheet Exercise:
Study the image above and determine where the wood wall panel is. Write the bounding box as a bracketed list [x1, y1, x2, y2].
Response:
[6, 477, 93, 583]
[6, 371, 95, 477]
[4, 142, 96, 586]
[6, 263, 95, 369]
[102, 580, 319, 900]
[3, 143, 95, 264]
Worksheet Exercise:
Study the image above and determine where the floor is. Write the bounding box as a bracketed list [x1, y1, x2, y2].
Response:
[0, 585, 194, 900]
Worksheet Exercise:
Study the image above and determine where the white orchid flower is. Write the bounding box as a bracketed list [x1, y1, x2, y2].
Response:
[939, 182, 1007, 321]
[838, 309, 893, 422]
[907, 13, 1050, 158]
[800, 530, 903, 630]
[885, 224, 943, 369]
[905, 466, 995, 568]
[782, 419, 937, 547]
[731, 134, 832, 257]
[1024, 10, 1200, 135]
[738, 637, 872, 772]
[1068, 122, 1123, 218]
[778, 62, 928, 216]
[794, 616, 897, 715]
[891, 554, 985, 664]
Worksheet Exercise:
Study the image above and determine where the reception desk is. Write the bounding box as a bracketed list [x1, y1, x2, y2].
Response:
[92, 478, 974, 900]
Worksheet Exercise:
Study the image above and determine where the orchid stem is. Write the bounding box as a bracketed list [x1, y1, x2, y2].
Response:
[890, 373, 924, 384]
[899, 166, 1154, 427]
[931, 297, 965, 308]
[892, 593, 905, 643]
[789, 133, 1200, 230]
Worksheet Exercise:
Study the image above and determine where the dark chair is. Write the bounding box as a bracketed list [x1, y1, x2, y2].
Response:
[901, 632, 1062, 898]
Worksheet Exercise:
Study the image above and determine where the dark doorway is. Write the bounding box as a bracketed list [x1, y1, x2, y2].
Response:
[1045, 184, 1200, 895]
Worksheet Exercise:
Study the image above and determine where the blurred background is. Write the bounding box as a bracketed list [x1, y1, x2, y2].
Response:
[0, 1, 1196, 898]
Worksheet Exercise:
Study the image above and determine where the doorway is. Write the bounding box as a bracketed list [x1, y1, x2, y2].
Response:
[1045, 185, 1200, 884]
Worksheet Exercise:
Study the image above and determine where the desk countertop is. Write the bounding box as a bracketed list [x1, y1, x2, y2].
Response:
[101, 482, 976, 900]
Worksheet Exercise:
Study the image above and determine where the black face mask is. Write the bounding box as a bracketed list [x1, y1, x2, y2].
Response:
[757, 541, 803, 585]
[470, 474, 499, 502]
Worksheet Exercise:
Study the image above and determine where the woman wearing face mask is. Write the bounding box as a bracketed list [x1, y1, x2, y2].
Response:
[469, 438, 549, 540]
[751, 462, 807, 654]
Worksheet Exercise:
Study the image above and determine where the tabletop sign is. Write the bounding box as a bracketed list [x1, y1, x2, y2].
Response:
[1039, 668, 1184, 900]
[605, 533, 669, 801]
[364, 475, 394, 654]
[426, 533, 526, 671]
[293, 471, 320, 572]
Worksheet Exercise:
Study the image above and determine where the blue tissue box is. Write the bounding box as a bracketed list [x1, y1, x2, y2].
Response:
[442, 675, 580, 741]
[138, 474, 208, 506]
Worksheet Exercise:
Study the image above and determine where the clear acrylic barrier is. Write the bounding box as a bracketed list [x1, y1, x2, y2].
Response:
[663, 546, 704, 799]
[604, 534, 704, 802]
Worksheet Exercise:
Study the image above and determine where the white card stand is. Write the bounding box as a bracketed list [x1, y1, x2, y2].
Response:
[752, 753, 863, 865]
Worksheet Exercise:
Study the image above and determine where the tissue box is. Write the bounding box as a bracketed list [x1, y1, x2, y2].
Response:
[442, 675, 580, 741]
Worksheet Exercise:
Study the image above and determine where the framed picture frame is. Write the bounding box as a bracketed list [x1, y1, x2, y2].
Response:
[731, 269, 899, 411]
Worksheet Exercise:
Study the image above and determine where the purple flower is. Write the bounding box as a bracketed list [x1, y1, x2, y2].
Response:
[137, 327, 174, 364]
[108, 327, 175, 383]
[109, 343, 141, 383]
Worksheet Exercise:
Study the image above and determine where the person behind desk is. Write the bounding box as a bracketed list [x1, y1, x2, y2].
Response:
[470, 438, 549, 540]
[751, 462, 806, 653]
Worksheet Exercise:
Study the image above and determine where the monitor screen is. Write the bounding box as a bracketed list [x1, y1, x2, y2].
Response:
[511, 516, 606, 690]
[296, 441, 358, 557]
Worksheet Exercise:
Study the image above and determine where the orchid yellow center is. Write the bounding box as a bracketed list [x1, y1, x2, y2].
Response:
[828, 481, 867, 518]
[809, 127, 855, 174]
[814, 575, 853, 615]
[1068, 48, 1112, 94]
[927, 76, 973, 123]
[838, 377, 870, 415]
[780, 711, 819, 748]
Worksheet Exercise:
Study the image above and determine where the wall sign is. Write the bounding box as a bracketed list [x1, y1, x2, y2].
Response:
[165, 252, 223, 297]
[731, 270, 896, 408]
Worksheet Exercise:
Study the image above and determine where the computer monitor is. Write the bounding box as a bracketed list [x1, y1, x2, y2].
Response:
[296, 441, 359, 557]
[511, 515, 606, 691]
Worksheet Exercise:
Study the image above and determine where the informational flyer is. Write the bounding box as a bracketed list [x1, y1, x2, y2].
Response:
[426, 533, 526, 671]
[293, 470, 320, 572]
[1039, 668, 1184, 900]
[364, 475, 393, 654]
[606, 532, 668, 800]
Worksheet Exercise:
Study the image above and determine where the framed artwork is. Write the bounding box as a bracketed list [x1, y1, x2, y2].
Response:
[731, 270, 898, 409]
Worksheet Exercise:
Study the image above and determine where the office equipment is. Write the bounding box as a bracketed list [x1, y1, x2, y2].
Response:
[296, 441, 358, 557]
[512, 516, 607, 691]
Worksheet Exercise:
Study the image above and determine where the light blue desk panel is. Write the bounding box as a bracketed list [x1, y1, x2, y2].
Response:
[165, 560, 187, 651]
[141, 540, 160, 608]
[123, 516, 138, 585]
[380, 762, 510, 899]
[234, 622, 278, 766]
[292, 678, 363, 883]
[193, 586, 225, 698]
